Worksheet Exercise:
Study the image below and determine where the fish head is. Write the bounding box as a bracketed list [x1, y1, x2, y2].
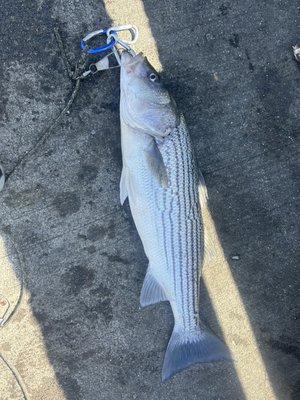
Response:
[120, 52, 179, 138]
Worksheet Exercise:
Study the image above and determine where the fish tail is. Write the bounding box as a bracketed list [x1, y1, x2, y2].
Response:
[162, 324, 231, 382]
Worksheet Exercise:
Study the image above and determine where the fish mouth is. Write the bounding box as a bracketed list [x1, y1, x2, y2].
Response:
[121, 51, 145, 67]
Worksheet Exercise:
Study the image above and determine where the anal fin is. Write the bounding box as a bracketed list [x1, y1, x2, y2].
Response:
[140, 268, 168, 307]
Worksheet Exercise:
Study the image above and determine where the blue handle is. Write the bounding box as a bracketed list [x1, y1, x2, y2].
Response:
[81, 29, 116, 54]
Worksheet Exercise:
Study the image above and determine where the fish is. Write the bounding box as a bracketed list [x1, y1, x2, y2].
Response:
[119, 51, 231, 381]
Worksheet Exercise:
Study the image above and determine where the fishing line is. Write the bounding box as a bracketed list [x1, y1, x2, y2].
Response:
[1, 25, 138, 190]
[0, 353, 29, 399]
[4, 29, 88, 185]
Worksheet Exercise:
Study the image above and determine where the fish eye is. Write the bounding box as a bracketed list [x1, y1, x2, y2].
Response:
[149, 72, 159, 82]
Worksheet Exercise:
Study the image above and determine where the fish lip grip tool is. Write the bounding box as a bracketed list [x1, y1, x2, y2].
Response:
[81, 24, 138, 56]
[79, 24, 139, 77]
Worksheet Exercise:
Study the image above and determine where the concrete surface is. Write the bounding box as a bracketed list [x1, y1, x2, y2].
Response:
[0, 0, 299, 399]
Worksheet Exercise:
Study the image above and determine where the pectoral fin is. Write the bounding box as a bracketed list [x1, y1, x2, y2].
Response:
[120, 167, 128, 205]
[144, 140, 168, 188]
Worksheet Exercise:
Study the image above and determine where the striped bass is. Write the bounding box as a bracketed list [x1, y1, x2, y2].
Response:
[119, 52, 231, 381]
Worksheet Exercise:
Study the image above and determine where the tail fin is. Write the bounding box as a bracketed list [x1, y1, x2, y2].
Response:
[162, 325, 231, 382]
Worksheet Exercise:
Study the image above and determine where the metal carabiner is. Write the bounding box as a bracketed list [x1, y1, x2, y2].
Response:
[80, 24, 139, 69]
[80, 52, 120, 78]
[106, 24, 139, 44]
[81, 28, 116, 54]
[106, 30, 137, 65]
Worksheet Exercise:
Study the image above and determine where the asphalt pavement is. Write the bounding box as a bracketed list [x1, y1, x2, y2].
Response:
[0, 1, 299, 399]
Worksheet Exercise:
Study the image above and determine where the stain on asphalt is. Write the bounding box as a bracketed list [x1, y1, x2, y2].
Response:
[63, 265, 96, 296]
[86, 225, 106, 241]
[86, 220, 116, 241]
[245, 49, 255, 72]
[77, 164, 99, 182]
[100, 251, 130, 266]
[229, 33, 239, 48]
[83, 245, 96, 254]
[89, 283, 113, 323]
[219, 3, 231, 16]
[53, 192, 81, 217]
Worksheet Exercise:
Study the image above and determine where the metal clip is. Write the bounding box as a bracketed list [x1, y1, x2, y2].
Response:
[80, 24, 139, 72]
[106, 24, 138, 44]
[81, 28, 116, 54]
[80, 53, 120, 78]
[107, 28, 138, 65]
[81, 24, 138, 55]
